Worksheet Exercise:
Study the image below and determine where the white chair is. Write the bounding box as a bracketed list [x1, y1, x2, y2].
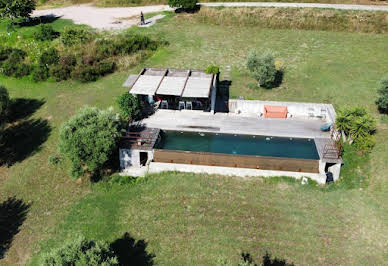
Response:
[185, 101, 192, 110]
[178, 101, 185, 110]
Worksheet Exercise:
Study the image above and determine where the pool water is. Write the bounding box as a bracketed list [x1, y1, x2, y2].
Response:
[156, 130, 319, 160]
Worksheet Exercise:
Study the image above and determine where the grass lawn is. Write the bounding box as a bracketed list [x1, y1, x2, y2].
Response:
[0, 12, 387, 265]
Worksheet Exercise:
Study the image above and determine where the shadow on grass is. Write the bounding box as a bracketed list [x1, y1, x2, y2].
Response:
[6, 98, 45, 123]
[0, 197, 31, 259]
[241, 252, 294, 266]
[110, 232, 155, 266]
[15, 15, 62, 27]
[0, 119, 51, 166]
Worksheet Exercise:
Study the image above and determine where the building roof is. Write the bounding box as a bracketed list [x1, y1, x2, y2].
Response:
[127, 68, 214, 98]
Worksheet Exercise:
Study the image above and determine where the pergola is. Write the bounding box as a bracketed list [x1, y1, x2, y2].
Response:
[123, 68, 217, 112]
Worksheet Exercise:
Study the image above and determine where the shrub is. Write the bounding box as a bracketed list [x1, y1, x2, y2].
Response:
[59, 106, 121, 178]
[205, 64, 220, 75]
[13, 64, 31, 78]
[376, 75, 388, 114]
[7, 49, 27, 64]
[32, 65, 49, 82]
[246, 50, 277, 88]
[61, 27, 93, 46]
[0, 85, 9, 124]
[168, 0, 198, 10]
[95, 39, 117, 58]
[0, 47, 13, 62]
[34, 24, 58, 41]
[115, 34, 158, 55]
[335, 106, 377, 153]
[1, 61, 31, 77]
[48, 155, 60, 166]
[0, 0, 36, 20]
[95, 61, 116, 76]
[71, 66, 99, 83]
[59, 54, 77, 68]
[50, 65, 71, 81]
[116, 93, 141, 121]
[41, 235, 118, 265]
[353, 135, 375, 154]
[39, 48, 60, 66]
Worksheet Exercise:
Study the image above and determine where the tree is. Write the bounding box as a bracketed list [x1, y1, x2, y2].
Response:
[116, 93, 141, 121]
[0, 0, 36, 21]
[168, 0, 198, 10]
[246, 51, 277, 88]
[0, 85, 9, 127]
[376, 75, 388, 114]
[41, 235, 118, 266]
[59, 106, 122, 178]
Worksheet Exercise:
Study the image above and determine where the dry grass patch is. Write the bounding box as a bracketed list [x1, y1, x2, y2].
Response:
[192, 7, 388, 33]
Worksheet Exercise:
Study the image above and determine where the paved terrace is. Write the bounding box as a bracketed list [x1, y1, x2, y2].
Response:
[139, 110, 330, 139]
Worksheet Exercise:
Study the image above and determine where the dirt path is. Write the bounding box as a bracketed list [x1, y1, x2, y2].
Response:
[33, 4, 172, 30]
[33, 2, 387, 30]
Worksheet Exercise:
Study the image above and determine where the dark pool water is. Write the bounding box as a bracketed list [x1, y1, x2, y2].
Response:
[156, 130, 319, 160]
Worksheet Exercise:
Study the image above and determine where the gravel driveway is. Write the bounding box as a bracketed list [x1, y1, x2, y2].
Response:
[33, 4, 172, 30]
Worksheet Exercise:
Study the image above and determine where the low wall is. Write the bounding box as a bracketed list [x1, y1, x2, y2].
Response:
[228, 100, 336, 123]
[154, 149, 319, 173]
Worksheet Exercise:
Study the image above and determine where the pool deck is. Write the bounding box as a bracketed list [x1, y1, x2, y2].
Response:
[139, 110, 331, 139]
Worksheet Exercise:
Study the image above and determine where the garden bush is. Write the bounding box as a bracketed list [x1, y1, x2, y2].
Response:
[246, 50, 278, 88]
[34, 24, 58, 41]
[1, 61, 31, 77]
[95, 61, 116, 75]
[376, 75, 388, 114]
[168, 0, 198, 10]
[41, 235, 118, 265]
[115, 34, 158, 55]
[7, 49, 27, 64]
[13, 64, 31, 78]
[71, 66, 99, 83]
[205, 64, 220, 75]
[116, 93, 141, 121]
[32, 65, 49, 82]
[50, 65, 71, 81]
[61, 27, 93, 46]
[0, 0, 36, 21]
[335, 106, 377, 153]
[39, 48, 60, 66]
[59, 106, 121, 178]
[0, 47, 14, 61]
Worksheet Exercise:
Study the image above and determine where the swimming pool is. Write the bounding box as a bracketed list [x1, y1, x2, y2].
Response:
[155, 130, 319, 160]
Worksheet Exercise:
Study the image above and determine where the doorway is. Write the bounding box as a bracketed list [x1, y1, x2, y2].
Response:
[140, 152, 148, 166]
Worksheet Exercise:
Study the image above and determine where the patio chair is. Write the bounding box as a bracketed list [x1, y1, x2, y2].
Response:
[161, 100, 168, 109]
[178, 101, 185, 110]
[185, 101, 193, 110]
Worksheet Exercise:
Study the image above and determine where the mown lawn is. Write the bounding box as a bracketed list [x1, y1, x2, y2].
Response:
[0, 12, 387, 265]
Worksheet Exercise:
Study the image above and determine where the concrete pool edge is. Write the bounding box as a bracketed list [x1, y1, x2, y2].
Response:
[146, 162, 326, 184]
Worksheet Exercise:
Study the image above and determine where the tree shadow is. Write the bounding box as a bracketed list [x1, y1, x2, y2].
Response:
[15, 15, 62, 27]
[240, 252, 294, 266]
[0, 197, 31, 259]
[270, 71, 284, 89]
[110, 232, 155, 266]
[0, 119, 51, 166]
[175, 5, 201, 14]
[6, 98, 45, 123]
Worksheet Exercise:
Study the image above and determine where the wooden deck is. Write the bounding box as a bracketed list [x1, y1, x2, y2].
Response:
[314, 138, 342, 164]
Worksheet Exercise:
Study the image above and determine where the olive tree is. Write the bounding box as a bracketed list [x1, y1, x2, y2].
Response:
[376, 75, 388, 114]
[41, 235, 118, 266]
[59, 106, 122, 178]
[246, 50, 277, 88]
[0, 0, 36, 21]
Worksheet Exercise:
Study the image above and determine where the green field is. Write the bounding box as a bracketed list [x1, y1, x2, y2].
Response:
[1, 11, 387, 265]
